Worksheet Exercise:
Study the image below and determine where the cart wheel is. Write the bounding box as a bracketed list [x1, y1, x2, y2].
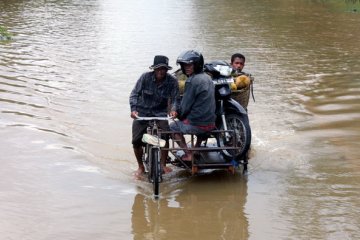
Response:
[243, 162, 248, 174]
[150, 147, 161, 197]
[243, 150, 249, 174]
[228, 166, 235, 174]
[192, 165, 198, 175]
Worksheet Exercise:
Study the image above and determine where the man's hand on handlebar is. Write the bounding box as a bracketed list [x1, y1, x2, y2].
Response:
[130, 111, 139, 119]
[169, 111, 178, 119]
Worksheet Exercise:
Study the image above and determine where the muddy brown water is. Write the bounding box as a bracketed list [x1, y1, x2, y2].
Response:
[1, 0, 359, 239]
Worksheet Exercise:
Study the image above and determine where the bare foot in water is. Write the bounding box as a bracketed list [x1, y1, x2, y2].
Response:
[162, 166, 173, 174]
[134, 168, 145, 180]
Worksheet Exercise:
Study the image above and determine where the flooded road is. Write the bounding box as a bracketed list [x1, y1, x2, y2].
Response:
[1, 0, 360, 239]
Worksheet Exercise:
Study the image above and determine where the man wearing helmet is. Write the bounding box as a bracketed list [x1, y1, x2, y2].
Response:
[129, 55, 179, 176]
[170, 50, 216, 161]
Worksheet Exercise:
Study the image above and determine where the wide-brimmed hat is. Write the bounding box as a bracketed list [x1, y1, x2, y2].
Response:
[149, 55, 172, 70]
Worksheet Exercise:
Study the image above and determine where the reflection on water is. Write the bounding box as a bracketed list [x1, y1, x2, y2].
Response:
[298, 71, 360, 164]
[280, 161, 360, 240]
[1, 0, 360, 239]
[132, 172, 248, 240]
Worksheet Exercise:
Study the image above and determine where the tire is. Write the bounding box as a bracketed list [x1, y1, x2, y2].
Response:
[142, 145, 150, 174]
[218, 113, 251, 160]
[150, 147, 161, 196]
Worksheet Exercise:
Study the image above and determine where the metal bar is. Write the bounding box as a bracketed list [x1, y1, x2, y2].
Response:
[192, 163, 233, 168]
[164, 147, 240, 151]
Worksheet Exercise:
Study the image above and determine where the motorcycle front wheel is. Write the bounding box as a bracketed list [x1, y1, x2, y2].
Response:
[218, 113, 251, 160]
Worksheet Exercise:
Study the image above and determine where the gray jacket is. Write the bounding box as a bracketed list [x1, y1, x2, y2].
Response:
[129, 72, 180, 117]
[179, 72, 216, 126]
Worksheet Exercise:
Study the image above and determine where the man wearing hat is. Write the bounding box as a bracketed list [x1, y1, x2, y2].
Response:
[129, 55, 179, 177]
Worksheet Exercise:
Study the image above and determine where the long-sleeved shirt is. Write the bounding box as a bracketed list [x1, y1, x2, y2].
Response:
[129, 71, 180, 117]
[179, 72, 216, 126]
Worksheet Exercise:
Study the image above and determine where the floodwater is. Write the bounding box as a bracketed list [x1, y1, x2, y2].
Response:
[1, 0, 360, 239]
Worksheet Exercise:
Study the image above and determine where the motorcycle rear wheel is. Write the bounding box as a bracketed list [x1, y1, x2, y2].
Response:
[218, 113, 251, 160]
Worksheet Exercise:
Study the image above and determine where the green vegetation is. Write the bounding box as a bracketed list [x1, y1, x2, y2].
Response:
[311, 0, 360, 12]
[328, 0, 360, 12]
[0, 26, 12, 40]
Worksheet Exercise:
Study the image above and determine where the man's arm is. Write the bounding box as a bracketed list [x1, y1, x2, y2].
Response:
[169, 75, 180, 112]
[129, 73, 145, 113]
[178, 78, 197, 119]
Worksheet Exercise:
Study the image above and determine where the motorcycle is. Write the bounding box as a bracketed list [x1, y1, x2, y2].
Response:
[171, 61, 252, 173]
[204, 61, 251, 166]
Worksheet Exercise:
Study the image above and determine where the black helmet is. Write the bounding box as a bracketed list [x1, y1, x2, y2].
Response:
[176, 50, 204, 75]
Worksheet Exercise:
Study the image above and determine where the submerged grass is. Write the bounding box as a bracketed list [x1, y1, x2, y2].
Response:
[0, 26, 12, 40]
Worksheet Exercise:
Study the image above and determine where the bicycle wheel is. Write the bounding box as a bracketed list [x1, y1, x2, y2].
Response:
[142, 145, 150, 174]
[218, 113, 251, 160]
[150, 147, 161, 196]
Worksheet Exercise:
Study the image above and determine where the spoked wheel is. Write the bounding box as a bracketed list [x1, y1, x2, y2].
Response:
[142, 145, 150, 173]
[218, 113, 251, 160]
[149, 147, 161, 197]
